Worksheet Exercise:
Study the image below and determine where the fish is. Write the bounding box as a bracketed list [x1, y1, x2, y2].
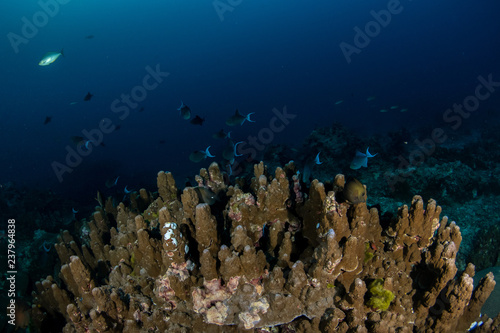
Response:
[84, 92, 93, 101]
[38, 49, 64, 66]
[194, 186, 218, 205]
[222, 139, 243, 164]
[105, 176, 120, 188]
[190, 115, 205, 125]
[366, 96, 376, 102]
[390, 105, 399, 109]
[70, 136, 85, 146]
[189, 146, 215, 163]
[315, 152, 323, 165]
[139, 107, 144, 112]
[43, 116, 52, 125]
[85, 35, 94, 39]
[379, 109, 388, 113]
[342, 178, 366, 204]
[178, 101, 191, 120]
[226, 109, 255, 126]
[400, 108, 408, 112]
[335, 100, 344, 105]
[350, 147, 377, 170]
[69, 101, 79, 105]
[212, 129, 231, 139]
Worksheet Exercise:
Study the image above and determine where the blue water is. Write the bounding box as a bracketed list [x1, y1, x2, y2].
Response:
[1, 0, 499, 201]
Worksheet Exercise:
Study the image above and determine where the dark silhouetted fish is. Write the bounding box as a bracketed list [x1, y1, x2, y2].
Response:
[71, 136, 85, 146]
[194, 186, 218, 205]
[189, 146, 215, 162]
[84, 92, 93, 101]
[139, 107, 144, 112]
[212, 129, 231, 139]
[222, 139, 243, 164]
[190, 115, 205, 125]
[85, 35, 94, 39]
[178, 101, 191, 120]
[43, 116, 52, 125]
[226, 109, 255, 126]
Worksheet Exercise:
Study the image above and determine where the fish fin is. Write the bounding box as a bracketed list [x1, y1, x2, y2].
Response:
[245, 112, 255, 123]
[234, 141, 244, 157]
[366, 147, 377, 158]
[205, 146, 215, 158]
[361, 157, 368, 168]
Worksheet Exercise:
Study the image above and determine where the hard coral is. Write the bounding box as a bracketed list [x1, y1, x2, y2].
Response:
[31, 161, 498, 333]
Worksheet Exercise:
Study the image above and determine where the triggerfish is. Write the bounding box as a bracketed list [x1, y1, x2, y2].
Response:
[178, 101, 191, 120]
[189, 146, 215, 163]
[190, 115, 205, 125]
[350, 147, 377, 170]
[38, 49, 64, 66]
[226, 109, 255, 126]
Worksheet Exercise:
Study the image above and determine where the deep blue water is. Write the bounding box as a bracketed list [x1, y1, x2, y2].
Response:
[1, 0, 499, 201]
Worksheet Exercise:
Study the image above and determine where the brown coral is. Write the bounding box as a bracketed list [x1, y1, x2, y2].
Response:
[31, 161, 498, 332]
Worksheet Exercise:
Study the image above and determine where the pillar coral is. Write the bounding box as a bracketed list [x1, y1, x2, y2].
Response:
[31, 162, 498, 332]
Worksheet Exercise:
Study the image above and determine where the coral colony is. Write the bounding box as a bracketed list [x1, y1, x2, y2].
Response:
[31, 162, 497, 332]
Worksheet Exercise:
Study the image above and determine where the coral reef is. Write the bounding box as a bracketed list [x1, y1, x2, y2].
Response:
[31, 162, 498, 332]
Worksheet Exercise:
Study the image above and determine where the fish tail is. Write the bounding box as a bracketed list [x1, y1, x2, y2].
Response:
[60, 48, 64, 57]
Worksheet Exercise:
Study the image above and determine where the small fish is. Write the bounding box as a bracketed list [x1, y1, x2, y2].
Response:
[43, 116, 52, 125]
[390, 105, 399, 109]
[69, 101, 79, 105]
[315, 152, 322, 165]
[400, 108, 408, 112]
[335, 100, 343, 105]
[178, 101, 191, 120]
[190, 115, 205, 125]
[105, 176, 120, 188]
[212, 129, 231, 139]
[194, 186, 218, 205]
[159, 140, 166, 144]
[70, 136, 85, 146]
[84, 92, 93, 101]
[85, 35, 94, 39]
[189, 146, 215, 163]
[38, 49, 64, 66]
[366, 96, 376, 102]
[139, 107, 144, 112]
[350, 147, 377, 170]
[379, 109, 389, 113]
[226, 109, 255, 126]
